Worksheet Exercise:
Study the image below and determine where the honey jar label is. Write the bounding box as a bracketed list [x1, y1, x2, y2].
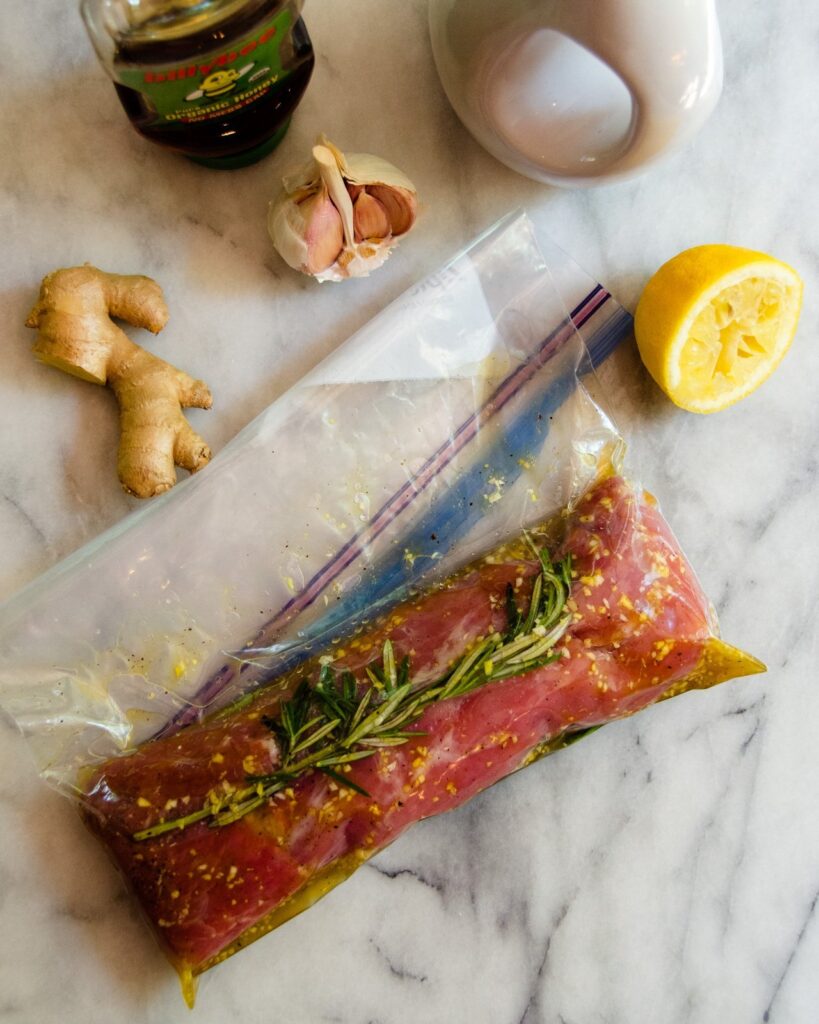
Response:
[115, 8, 292, 125]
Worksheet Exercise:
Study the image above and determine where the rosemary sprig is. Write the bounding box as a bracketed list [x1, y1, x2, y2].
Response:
[133, 547, 572, 841]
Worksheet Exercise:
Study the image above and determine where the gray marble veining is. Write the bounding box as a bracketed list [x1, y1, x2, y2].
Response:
[0, 1, 817, 1022]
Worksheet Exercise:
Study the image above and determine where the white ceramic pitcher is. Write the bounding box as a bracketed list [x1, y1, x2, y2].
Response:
[429, 0, 723, 186]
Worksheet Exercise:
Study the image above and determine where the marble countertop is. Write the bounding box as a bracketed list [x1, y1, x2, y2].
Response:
[1, 2, 817, 1022]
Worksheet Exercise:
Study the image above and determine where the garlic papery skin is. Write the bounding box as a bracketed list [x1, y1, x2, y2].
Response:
[268, 135, 418, 282]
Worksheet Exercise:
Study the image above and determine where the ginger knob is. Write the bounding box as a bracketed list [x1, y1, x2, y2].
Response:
[25, 265, 212, 498]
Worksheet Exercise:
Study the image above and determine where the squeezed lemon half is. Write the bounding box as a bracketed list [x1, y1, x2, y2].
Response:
[634, 245, 803, 413]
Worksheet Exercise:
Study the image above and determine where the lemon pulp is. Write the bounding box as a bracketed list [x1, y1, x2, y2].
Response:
[676, 272, 799, 409]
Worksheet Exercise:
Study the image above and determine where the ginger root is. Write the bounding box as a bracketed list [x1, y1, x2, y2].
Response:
[25, 265, 212, 498]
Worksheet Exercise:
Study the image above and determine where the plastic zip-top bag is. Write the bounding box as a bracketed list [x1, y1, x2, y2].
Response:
[0, 212, 762, 1003]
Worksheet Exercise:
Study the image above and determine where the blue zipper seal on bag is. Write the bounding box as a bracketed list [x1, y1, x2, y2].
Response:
[157, 284, 632, 735]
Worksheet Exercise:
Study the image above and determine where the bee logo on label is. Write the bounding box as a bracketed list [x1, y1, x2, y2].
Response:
[186, 63, 255, 101]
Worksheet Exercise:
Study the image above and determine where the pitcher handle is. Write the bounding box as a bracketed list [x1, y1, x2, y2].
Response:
[558, 0, 723, 175]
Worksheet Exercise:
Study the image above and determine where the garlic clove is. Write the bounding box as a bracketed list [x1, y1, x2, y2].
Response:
[268, 196, 311, 272]
[299, 188, 345, 274]
[268, 186, 343, 275]
[367, 184, 417, 236]
[353, 191, 391, 241]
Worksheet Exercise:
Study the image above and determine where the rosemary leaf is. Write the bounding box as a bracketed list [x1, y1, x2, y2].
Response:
[289, 716, 341, 754]
[439, 637, 494, 700]
[319, 766, 371, 797]
[314, 749, 376, 766]
[365, 665, 385, 691]
[348, 687, 373, 733]
[344, 683, 413, 746]
[521, 573, 543, 635]
[212, 794, 268, 826]
[383, 639, 397, 691]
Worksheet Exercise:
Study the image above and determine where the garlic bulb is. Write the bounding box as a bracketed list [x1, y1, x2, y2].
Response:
[269, 136, 418, 281]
